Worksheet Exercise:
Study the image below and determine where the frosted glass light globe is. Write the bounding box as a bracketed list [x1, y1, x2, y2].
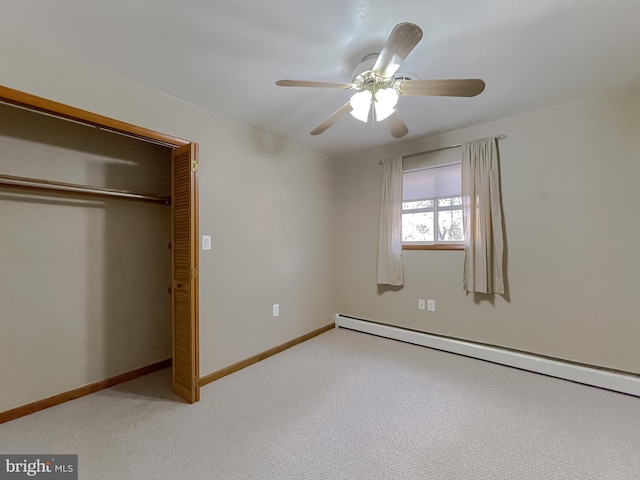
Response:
[349, 90, 373, 122]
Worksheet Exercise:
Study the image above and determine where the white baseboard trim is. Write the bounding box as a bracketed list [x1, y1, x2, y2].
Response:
[335, 314, 640, 397]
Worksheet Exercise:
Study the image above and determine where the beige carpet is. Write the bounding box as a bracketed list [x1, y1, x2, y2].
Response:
[1, 327, 639, 479]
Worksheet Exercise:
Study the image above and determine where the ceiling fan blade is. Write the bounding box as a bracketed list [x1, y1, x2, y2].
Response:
[385, 109, 409, 138]
[399, 79, 486, 97]
[310, 102, 354, 135]
[372, 22, 423, 79]
[276, 80, 353, 89]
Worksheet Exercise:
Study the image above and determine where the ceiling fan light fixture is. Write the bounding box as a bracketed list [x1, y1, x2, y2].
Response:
[349, 90, 372, 122]
[374, 88, 399, 121]
[276, 22, 485, 137]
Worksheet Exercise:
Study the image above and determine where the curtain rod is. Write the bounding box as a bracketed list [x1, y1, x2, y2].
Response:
[0, 173, 171, 205]
[378, 134, 507, 164]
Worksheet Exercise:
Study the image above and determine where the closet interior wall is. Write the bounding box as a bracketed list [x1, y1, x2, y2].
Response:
[0, 102, 172, 412]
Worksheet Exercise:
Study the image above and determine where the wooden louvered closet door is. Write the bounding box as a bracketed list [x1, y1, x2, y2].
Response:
[171, 143, 200, 403]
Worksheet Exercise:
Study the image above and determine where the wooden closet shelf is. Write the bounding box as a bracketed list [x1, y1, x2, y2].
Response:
[0, 173, 171, 205]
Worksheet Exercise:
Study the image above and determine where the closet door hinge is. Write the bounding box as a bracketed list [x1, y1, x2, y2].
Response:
[191, 268, 199, 279]
[191, 160, 199, 172]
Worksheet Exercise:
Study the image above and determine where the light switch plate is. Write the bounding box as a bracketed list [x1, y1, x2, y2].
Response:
[202, 235, 211, 250]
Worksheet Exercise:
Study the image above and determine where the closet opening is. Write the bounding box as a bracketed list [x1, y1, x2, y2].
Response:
[0, 86, 199, 423]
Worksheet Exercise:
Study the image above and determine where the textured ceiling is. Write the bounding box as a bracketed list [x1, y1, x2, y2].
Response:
[1, 0, 639, 157]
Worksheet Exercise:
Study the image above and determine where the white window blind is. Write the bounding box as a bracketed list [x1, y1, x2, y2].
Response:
[403, 163, 461, 201]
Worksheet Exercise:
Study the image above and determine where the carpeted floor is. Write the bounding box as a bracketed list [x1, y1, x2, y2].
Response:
[1, 327, 639, 479]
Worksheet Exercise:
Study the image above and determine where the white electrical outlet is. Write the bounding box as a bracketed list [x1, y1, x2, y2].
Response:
[272, 304, 279, 317]
[418, 299, 426, 310]
[202, 235, 211, 250]
[427, 300, 436, 312]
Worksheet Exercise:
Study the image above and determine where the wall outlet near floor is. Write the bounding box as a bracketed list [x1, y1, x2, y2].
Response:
[427, 300, 436, 312]
[272, 304, 279, 317]
[418, 299, 426, 311]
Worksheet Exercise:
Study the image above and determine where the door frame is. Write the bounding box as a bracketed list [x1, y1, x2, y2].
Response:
[0, 84, 201, 402]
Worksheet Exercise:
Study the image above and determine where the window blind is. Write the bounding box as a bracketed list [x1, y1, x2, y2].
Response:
[403, 163, 461, 201]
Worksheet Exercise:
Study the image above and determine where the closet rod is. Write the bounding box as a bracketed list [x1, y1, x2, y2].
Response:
[0, 173, 170, 205]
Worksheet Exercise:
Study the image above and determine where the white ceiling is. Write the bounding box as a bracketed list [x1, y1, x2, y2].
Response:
[1, 0, 639, 157]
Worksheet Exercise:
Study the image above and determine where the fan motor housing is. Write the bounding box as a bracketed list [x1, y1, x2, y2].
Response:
[351, 56, 378, 81]
[351, 54, 418, 86]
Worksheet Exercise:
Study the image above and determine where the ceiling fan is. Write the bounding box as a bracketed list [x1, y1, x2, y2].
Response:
[275, 22, 485, 138]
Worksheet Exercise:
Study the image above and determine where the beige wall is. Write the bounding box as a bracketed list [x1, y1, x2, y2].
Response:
[332, 82, 640, 373]
[0, 36, 335, 410]
[0, 104, 172, 412]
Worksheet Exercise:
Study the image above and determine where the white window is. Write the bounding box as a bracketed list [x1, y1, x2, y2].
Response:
[402, 163, 464, 245]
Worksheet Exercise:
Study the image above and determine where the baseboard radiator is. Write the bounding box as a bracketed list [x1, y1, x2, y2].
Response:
[335, 315, 640, 397]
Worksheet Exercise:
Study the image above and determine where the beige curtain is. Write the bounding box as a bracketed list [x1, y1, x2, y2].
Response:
[377, 157, 404, 286]
[462, 137, 505, 294]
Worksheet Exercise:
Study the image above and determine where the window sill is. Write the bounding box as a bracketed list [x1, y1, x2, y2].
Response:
[403, 244, 464, 251]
